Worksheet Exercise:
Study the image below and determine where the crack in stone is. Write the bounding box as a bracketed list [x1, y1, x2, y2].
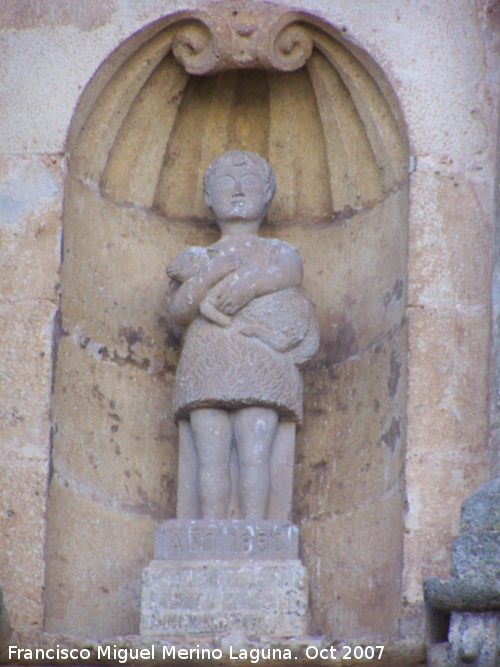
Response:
[298, 478, 403, 525]
[52, 470, 171, 522]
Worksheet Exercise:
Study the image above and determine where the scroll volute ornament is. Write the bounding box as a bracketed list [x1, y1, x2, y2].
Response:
[171, 3, 313, 74]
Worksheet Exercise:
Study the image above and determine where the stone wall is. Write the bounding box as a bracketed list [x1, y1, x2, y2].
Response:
[0, 0, 498, 653]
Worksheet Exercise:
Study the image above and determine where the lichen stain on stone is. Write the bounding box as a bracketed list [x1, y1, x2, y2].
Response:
[160, 474, 176, 506]
[388, 350, 401, 398]
[118, 326, 144, 348]
[295, 478, 312, 521]
[308, 406, 326, 417]
[1, 0, 115, 31]
[381, 416, 400, 452]
[312, 460, 327, 474]
[486, 0, 500, 31]
[321, 314, 358, 365]
[88, 453, 98, 470]
[383, 277, 404, 308]
[0, 159, 58, 224]
[158, 316, 182, 353]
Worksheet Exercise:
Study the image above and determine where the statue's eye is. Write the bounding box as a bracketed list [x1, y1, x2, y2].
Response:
[215, 176, 234, 188]
[241, 174, 259, 187]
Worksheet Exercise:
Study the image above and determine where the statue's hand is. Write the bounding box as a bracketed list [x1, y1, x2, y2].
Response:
[214, 280, 253, 315]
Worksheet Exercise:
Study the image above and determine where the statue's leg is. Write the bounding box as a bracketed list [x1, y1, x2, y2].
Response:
[234, 407, 278, 519]
[190, 408, 233, 519]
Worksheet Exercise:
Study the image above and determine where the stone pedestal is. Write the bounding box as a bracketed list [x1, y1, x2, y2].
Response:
[140, 559, 308, 636]
[140, 520, 308, 637]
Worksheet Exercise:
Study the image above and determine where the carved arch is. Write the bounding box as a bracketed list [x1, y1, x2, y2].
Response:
[68, 2, 406, 221]
[47, 2, 409, 640]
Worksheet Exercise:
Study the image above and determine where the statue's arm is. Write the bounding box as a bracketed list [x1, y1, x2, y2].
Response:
[214, 243, 303, 315]
[169, 254, 240, 326]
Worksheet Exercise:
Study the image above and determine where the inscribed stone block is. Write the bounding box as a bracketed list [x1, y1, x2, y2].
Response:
[140, 559, 308, 636]
[154, 519, 299, 560]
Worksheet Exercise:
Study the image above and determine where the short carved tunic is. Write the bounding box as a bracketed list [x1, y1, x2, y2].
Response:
[173, 317, 302, 422]
[171, 240, 319, 425]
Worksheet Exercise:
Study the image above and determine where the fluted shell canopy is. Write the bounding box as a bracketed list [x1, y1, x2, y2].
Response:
[69, 6, 407, 225]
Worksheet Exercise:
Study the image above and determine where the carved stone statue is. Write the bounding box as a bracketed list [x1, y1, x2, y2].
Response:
[168, 150, 319, 520]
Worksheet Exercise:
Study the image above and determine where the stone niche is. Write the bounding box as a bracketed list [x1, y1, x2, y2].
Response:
[44, 1, 409, 640]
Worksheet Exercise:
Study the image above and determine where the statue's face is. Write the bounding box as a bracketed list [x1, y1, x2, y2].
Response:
[206, 160, 269, 223]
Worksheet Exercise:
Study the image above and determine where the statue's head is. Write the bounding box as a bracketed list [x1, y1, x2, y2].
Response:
[203, 150, 276, 225]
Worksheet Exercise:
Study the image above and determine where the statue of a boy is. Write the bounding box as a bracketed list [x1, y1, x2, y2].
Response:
[168, 150, 318, 520]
